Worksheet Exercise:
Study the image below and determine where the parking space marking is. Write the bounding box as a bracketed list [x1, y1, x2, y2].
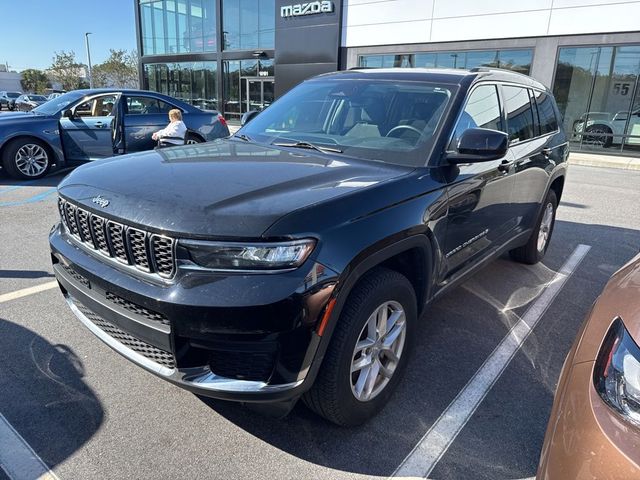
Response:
[0, 188, 57, 208]
[0, 281, 58, 304]
[392, 244, 591, 479]
[0, 413, 60, 480]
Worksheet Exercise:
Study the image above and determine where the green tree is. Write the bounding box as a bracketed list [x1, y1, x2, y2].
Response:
[92, 49, 139, 88]
[20, 69, 51, 93]
[49, 51, 87, 91]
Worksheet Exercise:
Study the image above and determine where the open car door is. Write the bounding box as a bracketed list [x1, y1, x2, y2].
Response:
[111, 96, 125, 155]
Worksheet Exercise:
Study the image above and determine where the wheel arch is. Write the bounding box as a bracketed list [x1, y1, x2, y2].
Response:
[319, 234, 435, 341]
[301, 233, 436, 394]
[0, 133, 63, 167]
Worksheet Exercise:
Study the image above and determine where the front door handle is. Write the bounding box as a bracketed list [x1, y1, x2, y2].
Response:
[497, 160, 514, 172]
[94, 122, 106, 129]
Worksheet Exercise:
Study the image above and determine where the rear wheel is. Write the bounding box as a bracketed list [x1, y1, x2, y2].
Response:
[185, 133, 203, 145]
[2, 138, 51, 180]
[303, 268, 416, 426]
[510, 189, 558, 265]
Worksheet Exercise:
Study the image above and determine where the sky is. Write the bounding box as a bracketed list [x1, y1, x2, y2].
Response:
[1, 0, 137, 72]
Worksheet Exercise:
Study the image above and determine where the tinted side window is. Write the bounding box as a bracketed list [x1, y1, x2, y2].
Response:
[451, 84, 502, 147]
[503, 85, 535, 142]
[126, 96, 174, 115]
[534, 91, 559, 135]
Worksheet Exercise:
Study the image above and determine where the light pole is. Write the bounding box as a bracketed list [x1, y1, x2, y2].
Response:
[85, 32, 93, 88]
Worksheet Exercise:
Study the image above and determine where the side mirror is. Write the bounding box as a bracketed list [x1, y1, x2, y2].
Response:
[241, 110, 260, 126]
[62, 109, 74, 119]
[447, 128, 508, 164]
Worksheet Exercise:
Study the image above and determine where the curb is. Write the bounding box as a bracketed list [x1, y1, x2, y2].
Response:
[568, 154, 640, 171]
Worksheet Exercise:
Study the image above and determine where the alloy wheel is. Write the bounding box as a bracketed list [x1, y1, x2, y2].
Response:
[15, 144, 49, 177]
[350, 300, 407, 402]
[537, 202, 554, 252]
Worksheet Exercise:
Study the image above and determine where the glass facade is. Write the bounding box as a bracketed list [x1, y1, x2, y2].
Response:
[553, 45, 640, 154]
[222, 0, 275, 50]
[140, 0, 217, 55]
[222, 59, 274, 120]
[359, 49, 533, 75]
[143, 62, 218, 109]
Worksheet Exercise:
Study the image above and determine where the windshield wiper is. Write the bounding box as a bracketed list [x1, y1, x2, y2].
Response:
[233, 133, 252, 142]
[272, 140, 342, 154]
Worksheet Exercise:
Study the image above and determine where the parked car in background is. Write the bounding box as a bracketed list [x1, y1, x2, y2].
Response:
[15, 94, 48, 111]
[573, 109, 640, 147]
[0, 89, 229, 179]
[50, 68, 568, 425]
[47, 92, 65, 101]
[0, 91, 22, 110]
[538, 252, 640, 479]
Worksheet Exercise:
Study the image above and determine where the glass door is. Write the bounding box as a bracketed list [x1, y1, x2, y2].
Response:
[244, 78, 275, 112]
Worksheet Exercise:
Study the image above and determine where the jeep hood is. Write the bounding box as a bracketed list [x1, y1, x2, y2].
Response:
[58, 139, 412, 238]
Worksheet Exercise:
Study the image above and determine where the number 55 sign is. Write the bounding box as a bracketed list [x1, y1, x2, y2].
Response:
[613, 83, 631, 95]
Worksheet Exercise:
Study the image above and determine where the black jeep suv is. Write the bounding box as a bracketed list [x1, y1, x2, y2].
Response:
[50, 68, 567, 426]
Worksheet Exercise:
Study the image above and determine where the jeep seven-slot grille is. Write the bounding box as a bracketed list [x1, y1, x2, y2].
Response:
[73, 299, 175, 369]
[58, 197, 176, 279]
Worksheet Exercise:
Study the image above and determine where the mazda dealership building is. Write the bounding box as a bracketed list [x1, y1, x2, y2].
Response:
[135, 0, 640, 155]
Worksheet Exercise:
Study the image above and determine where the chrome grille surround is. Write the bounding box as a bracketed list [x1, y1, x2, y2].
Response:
[150, 235, 175, 278]
[58, 197, 176, 280]
[127, 227, 150, 272]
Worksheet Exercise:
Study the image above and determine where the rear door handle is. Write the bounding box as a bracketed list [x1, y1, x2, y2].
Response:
[541, 147, 552, 157]
[497, 160, 514, 172]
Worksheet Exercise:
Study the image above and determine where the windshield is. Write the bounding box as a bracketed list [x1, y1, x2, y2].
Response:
[239, 78, 455, 167]
[8, 92, 20, 98]
[33, 90, 85, 115]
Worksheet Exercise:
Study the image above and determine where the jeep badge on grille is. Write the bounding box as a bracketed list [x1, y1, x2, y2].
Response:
[92, 195, 110, 208]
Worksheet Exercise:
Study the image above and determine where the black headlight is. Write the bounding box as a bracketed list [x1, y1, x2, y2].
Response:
[594, 318, 640, 426]
[181, 238, 316, 272]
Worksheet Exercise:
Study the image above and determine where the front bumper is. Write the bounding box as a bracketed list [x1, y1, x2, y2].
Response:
[50, 224, 337, 403]
[537, 361, 640, 479]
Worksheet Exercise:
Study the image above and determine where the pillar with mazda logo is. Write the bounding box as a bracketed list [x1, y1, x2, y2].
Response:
[274, 0, 343, 97]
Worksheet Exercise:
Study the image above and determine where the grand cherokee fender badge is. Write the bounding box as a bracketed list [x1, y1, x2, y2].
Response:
[92, 195, 110, 208]
[445, 229, 489, 258]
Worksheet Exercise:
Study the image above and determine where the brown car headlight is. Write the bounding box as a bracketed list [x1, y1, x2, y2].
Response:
[594, 318, 640, 425]
[181, 239, 316, 271]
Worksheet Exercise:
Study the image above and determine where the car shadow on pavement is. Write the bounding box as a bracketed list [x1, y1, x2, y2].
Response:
[0, 169, 71, 188]
[0, 269, 55, 279]
[197, 220, 640, 479]
[0, 318, 104, 471]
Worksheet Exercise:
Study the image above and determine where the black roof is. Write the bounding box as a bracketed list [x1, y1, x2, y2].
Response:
[316, 67, 547, 91]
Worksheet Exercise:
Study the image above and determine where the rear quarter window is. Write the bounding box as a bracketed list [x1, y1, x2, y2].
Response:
[503, 85, 535, 143]
[534, 91, 559, 135]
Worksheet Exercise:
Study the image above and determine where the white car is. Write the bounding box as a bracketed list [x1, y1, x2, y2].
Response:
[573, 110, 640, 147]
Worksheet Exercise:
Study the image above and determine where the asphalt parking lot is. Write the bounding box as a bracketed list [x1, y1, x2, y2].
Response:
[1, 164, 639, 479]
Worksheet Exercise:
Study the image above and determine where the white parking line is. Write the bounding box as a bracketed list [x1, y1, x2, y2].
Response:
[392, 244, 591, 479]
[0, 413, 60, 480]
[0, 281, 58, 304]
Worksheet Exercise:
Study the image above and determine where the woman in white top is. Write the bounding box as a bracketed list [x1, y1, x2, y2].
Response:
[152, 108, 187, 146]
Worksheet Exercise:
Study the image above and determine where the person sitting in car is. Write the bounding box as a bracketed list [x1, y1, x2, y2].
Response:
[152, 109, 187, 147]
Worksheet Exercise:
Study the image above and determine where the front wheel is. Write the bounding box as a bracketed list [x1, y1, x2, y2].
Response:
[2, 138, 52, 180]
[510, 189, 558, 264]
[303, 268, 417, 426]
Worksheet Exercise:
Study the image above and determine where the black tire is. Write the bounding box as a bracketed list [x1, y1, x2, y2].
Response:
[2, 137, 52, 180]
[185, 132, 203, 145]
[510, 189, 558, 265]
[303, 267, 417, 426]
[584, 125, 612, 148]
